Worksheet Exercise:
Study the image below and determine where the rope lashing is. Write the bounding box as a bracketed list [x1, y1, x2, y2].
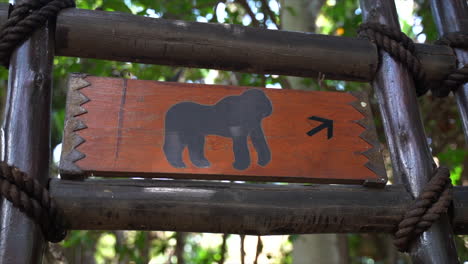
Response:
[0, 161, 68, 242]
[0, 0, 75, 67]
[394, 167, 453, 252]
[432, 32, 468, 97]
[358, 22, 468, 97]
[358, 22, 429, 97]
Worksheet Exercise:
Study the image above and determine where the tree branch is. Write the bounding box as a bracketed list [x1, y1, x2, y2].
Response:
[176, 232, 186, 264]
[219, 234, 229, 264]
[240, 234, 246, 264]
[236, 0, 261, 27]
[253, 236, 263, 264]
[259, 0, 279, 27]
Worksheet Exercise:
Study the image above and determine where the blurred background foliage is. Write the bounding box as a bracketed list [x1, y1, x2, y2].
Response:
[0, 0, 466, 263]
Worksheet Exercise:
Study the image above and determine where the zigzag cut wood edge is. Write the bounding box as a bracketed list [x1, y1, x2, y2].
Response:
[349, 92, 388, 186]
[59, 73, 90, 178]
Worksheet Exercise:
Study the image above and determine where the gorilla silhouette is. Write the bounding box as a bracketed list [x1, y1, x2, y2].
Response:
[163, 89, 272, 170]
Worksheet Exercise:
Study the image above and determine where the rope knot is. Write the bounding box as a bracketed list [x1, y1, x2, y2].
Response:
[0, 161, 68, 243]
[357, 22, 429, 97]
[358, 23, 468, 98]
[0, 0, 75, 67]
[393, 167, 453, 252]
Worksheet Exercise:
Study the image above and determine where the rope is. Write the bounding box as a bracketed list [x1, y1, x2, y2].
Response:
[432, 32, 468, 97]
[0, 161, 68, 243]
[358, 23, 468, 97]
[0, 0, 75, 67]
[358, 22, 429, 97]
[394, 167, 453, 252]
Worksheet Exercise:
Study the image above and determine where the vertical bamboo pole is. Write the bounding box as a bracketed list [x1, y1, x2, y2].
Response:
[429, 0, 468, 142]
[0, 1, 55, 263]
[359, 0, 459, 263]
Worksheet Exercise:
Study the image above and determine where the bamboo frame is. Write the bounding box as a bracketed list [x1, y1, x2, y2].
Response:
[0, 1, 464, 262]
[359, 0, 458, 262]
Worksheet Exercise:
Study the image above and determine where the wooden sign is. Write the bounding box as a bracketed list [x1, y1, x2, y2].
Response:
[60, 74, 387, 185]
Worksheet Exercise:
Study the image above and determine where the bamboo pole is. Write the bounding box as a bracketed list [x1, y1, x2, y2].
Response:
[0, 1, 55, 263]
[359, 0, 459, 263]
[48, 179, 468, 234]
[429, 0, 468, 142]
[0, 4, 456, 83]
[52, 8, 455, 83]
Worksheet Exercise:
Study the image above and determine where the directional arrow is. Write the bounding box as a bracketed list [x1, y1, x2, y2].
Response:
[306, 116, 333, 139]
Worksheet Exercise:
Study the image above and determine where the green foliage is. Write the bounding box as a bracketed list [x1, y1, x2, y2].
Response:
[101, 0, 133, 13]
[321, 1, 361, 36]
[0, 0, 466, 262]
[62, 231, 97, 248]
[413, 0, 438, 42]
[186, 242, 220, 264]
[438, 148, 467, 185]
[456, 236, 468, 262]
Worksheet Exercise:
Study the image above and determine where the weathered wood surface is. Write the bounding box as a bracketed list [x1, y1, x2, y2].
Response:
[430, 0, 468, 143]
[60, 75, 386, 184]
[54, 8, 454, 82]
[0, 4, 54, 263]
[453, 185, 468, 234]
[360, 0, 458, 263]
[0, 4, 456, 82]
[49, 179, 468, 234]
[56, 8, 377, 82]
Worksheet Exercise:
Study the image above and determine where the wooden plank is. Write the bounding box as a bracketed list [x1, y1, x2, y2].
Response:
[49, 178, 468, 234]
[60, 74, 386, 185]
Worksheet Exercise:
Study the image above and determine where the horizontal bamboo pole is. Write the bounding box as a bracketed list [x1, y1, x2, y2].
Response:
[50, 179, 468, 234]
[0, 4, 456, 82]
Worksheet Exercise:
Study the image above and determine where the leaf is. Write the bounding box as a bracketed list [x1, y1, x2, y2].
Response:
[102, 0, 133, 13]
[438, 149, 467, 167]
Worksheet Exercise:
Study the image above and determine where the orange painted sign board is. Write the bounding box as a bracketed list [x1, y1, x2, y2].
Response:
[60, 74, 387, 185]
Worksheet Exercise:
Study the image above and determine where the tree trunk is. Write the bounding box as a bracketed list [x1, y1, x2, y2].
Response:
[280, 1, 348, 263]
[176, 232, 186, 264]
[280, 0, 326, 91]
[292, 234, 348, 264]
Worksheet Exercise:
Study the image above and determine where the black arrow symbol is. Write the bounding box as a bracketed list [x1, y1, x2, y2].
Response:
[306, 116, 333, 139]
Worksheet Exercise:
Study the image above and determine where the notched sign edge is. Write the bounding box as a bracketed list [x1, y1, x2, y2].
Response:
[349, 91, 388, 187]
[59, 73, 90, 179]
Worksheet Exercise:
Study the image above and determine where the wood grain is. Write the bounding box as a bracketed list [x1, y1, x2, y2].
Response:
[49, 179, 468, 234]
[60, 75, 386, 185]
[53, 7, 455, 83]
[0, 13, 54, 263]
[0, 4, 456, 83]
